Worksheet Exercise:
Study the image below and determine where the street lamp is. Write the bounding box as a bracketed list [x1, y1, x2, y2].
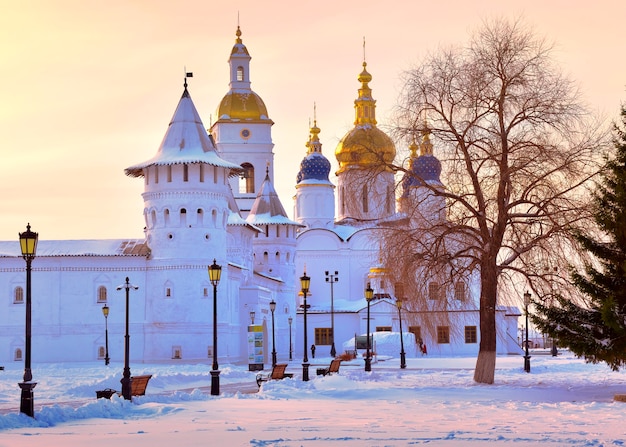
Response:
[364, 282, 374, 372]
[18, 223, 38, 417]
[208, 259, 222, 395]
[523, 290, 531, 373]
[270, 299, 277, 368]
[102, 305, 110, 365]
[288, 316, 293, 361]
[116, 277, 138, 400]
[396, 298, 407, 369]
[325, 271, 339, 358]
[300, 270, 311, 381]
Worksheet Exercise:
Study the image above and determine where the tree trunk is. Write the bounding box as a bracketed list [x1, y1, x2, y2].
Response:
[473, 263, 498, 384]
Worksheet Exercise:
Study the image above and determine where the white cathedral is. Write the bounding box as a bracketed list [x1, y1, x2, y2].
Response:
[0, 28, 521, 367]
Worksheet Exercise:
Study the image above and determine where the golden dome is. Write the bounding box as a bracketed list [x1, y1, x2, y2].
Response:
[216, 91, 271, 122]
[214, 26, 272, 124]
[335, 61, 396, 173]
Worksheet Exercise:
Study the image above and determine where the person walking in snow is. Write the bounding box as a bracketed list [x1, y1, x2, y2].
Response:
[311, 344, 316, 358]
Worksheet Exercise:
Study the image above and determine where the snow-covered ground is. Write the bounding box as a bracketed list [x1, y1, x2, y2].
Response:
[0, 351, 624, 446]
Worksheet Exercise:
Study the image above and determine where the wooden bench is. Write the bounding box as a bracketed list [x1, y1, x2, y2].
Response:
[256, 364, 293, 387]
[127, 374, 153, 396]
[96, 374, 153, 399]
[316, 358, 342, 376]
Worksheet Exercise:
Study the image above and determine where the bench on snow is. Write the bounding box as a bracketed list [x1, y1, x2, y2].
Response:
[256, 364, 293, 387]
[316, 358, 342, 376]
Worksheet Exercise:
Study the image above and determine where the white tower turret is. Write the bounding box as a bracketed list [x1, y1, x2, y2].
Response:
[294, 117, 335, 229]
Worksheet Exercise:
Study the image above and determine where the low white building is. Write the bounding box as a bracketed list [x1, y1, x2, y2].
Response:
[0, 27, 521, 369]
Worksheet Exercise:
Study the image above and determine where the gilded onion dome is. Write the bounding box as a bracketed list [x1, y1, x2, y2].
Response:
[297, 119, 331, 183]
[215, 27, 272, 123]
[335, 61, 396, 174]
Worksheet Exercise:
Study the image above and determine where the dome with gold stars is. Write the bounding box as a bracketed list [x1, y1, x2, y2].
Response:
[335, 61, 396, 173]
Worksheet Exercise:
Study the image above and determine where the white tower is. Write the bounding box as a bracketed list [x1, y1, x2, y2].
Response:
[247, 167, 303, 281]
[294, 118, 335, 229]
[124, 80, 242, 360]
[210, 27, 275, 218]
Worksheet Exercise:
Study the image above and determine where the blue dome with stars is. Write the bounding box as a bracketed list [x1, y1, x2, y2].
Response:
[401, 135, 442, 197]
[297, 152, 331, 183]
[413, 154, 442, 182]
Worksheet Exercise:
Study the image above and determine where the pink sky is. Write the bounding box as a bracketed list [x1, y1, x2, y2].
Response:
[1, 0, 624, 240]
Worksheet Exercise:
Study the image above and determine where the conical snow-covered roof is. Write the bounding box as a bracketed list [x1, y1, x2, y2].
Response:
[125, 85, 241, 177]
[247, 168, 303, 227]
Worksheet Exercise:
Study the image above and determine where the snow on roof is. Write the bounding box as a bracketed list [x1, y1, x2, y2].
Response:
[125, 88, 241, 177]
[0, 239, 149, 258]
[246, 170, 302, 227]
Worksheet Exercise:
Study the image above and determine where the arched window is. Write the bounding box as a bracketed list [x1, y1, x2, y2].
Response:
[180, 208, 187, 226]
[14, 348, 23, 361]
[98, 346, 105, 359]
[14, 286, 24, 304]
[97, 285, 107, 303]
[239, 163, 255, 194]
[237, 66, 244, 82]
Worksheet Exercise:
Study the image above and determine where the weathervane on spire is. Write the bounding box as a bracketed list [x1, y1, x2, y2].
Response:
[184, 68, 193, 89]
[363, 36, 366, 63]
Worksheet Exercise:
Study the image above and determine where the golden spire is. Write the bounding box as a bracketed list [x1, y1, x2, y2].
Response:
[236, 25, 242, 44]
[354, 38, 376, 126]
[420, 121, 433, 156]
[306, 103, 322, 154]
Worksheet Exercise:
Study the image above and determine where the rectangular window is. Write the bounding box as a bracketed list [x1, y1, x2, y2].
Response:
[155, 166, 159, 184]
[183, 164, 189, 182]
[455, 282, 466, 301]
[429, 282, 442, 300]
[437, 326, 450, 344]
[376, 326, 392, 332]
[167, 165, 172, 182]
[465, 326, 477, 344]
[199, 164, 204, 182]
[315, 328, 333, 345]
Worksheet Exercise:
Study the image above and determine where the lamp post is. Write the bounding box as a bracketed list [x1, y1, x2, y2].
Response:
[116, 277, 138, 400]
[208, 259, 222, 396]
[300, 270, 311, 381]
[18, 223, 38, 417]
[523, 290, 531, 373]
[102, 305, 110, 365]
[364, 282, 374, 372]
[288, 316, 293, 361]
[396, 298, 407, 369]
[325, 271, 339, 358]
[270, 299, 277, 368]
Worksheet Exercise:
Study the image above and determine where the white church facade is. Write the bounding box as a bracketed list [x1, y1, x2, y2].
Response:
[0, 28, 521, 367]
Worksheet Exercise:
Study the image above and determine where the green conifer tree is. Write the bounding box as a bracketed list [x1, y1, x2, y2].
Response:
[532, 106, 626, 370]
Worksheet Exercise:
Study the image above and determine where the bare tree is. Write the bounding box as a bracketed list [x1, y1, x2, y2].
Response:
[387, 18, 607, 384]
